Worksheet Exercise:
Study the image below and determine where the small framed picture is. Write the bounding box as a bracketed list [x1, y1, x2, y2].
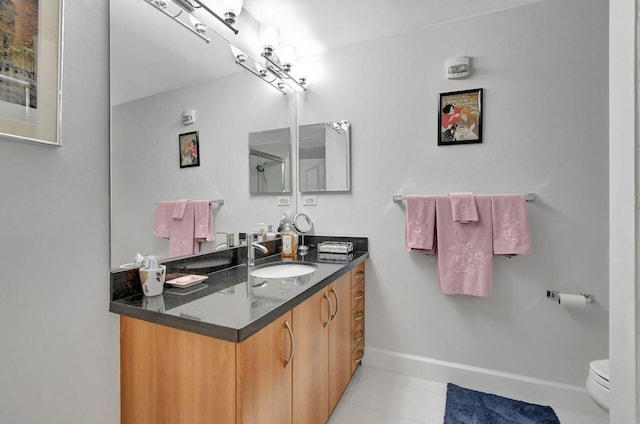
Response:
[179, 131, 200, 168]
[438, 88, 483, 146]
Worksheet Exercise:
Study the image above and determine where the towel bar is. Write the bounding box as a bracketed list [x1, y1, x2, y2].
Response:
[392, 193, 536, 203]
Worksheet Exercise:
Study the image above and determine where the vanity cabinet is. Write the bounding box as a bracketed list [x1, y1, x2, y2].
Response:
[120, 316, 236, 424]
[119, 261, 366, 424]
[237, 312, 293, 424]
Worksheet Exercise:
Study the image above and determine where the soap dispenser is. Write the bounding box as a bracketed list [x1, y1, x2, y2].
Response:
[280, 223, 294, 259]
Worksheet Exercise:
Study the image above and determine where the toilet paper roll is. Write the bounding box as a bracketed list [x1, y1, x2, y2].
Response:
[557, 293, 587, 306]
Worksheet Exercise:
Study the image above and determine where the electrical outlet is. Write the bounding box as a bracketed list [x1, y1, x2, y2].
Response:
[278, 196, 291, 206]
[303, 195, 317, 206]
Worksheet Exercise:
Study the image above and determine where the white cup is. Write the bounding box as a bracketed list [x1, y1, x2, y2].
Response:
[139, 265, 166, 296]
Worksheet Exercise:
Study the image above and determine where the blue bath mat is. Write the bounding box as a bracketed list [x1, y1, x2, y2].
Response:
[444, 383, 560, 424]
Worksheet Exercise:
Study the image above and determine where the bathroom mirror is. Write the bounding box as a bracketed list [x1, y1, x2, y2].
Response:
[249, 127, 292, 194]
[109, 0, 296, 267]
[298, 121, 351, 192]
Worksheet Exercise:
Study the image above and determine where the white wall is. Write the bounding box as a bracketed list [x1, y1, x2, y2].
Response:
[297, 0, 608, 386]
[0, 2, 118, 424]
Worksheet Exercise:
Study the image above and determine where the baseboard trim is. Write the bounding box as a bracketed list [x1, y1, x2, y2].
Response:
[363, 347, 607, 417]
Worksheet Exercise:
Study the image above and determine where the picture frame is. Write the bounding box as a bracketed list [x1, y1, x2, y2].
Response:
[438, 88, 483, 146]
[179, 131, 200, 168]
[0, 0, 64, 147]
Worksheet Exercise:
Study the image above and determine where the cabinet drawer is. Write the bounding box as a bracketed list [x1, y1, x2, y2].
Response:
[351, 280, 365, 308]
[351, 340, 364, 374]
[351, 319, 364, 353]
[351, 263, 365, 288]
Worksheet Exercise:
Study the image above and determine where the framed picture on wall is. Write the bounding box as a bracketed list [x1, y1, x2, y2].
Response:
[0, 0, 63, 147]
[179, 131, 200, 168]
[438, 88, 483, 146]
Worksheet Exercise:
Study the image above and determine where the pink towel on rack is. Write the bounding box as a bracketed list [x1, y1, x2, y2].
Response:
[449, 192, 478, 223]
[193, 200, 215, 253]
[172, 199, 189, 219]
[153, 201, 174, 238]
[491, 194, 531, 255]
[168, 201, 195, 257]
[405, 195, 436, 254]
[435, 195, 493, 297]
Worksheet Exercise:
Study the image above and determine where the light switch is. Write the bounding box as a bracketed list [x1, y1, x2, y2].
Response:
[278, 196, 291, 206]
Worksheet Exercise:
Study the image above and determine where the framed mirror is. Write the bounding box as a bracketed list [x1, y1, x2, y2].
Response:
[249, 127, 292, 194]
[299, 120, 351, 192]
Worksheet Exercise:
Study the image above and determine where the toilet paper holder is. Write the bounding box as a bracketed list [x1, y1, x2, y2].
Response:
[546, 289, 594, 304]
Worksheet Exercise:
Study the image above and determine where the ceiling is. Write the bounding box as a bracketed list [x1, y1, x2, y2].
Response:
[111, 0, 543, 105]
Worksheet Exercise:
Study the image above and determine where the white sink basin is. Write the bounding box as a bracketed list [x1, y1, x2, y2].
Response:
[250, 263, 317, 279]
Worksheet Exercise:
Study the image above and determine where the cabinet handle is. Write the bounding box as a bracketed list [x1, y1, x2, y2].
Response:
[353, 291, 364, 301]
[353, 329, 364, 344]
[330, 287, 339, 321]
[284, 320, 295, 368]
[353, 271, 364, 281]
[353, 350, 364, 363]
[353, 311, 364, 322]
[323, 292, 333, 328]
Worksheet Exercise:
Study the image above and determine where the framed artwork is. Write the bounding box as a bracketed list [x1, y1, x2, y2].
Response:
[0, 0, 64, 147]
[438, 88, 483, 146]
[179, 131, 200, 168]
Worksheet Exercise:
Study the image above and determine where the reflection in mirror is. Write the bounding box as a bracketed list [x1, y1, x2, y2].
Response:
[299, 121, 351, 192]
[110, 0, 296, 268]
[249, 127, 291, 193]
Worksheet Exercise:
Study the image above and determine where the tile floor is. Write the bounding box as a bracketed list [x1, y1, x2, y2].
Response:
[328, 366, 608, 424]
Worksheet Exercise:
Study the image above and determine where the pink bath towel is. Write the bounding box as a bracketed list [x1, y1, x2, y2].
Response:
[491, 194, 531, 255]
[193, 200, 215, 253]
[435, 195, 493, 297]
[449, 192, 478, 223]
[153, 201, 174, 238]
[168, 201, 195, 257]
[172, 199, 189, 219]
[405, 195, 436, 254]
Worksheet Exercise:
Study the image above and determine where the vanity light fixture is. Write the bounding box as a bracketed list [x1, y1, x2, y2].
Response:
[230, 44, 288, 95]
[258, 25, 308, 91]
[145, 0, 240, 43]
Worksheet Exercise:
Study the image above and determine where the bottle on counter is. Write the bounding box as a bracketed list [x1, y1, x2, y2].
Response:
[266, 224, 277, 241]
[280, 223, 294, 259]
[258, 223, 266, 242]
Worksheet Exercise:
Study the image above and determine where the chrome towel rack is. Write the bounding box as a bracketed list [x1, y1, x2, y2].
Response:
[392, 193, 537, 203]
[210, 199, 225, 206]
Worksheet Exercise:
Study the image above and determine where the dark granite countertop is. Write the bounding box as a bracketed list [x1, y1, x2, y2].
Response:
[110, 236, 368, 343]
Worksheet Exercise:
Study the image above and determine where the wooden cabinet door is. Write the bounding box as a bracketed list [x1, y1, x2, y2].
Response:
[327, 273, 353, 413]
[120, 316, 236, 424]
[237, 311, 293, 424]
[292, 289, 330, 424]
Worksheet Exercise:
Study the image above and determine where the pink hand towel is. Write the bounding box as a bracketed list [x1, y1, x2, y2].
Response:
[153, 201, 174, 238]
[405, 195, 436, 254]
[193, 200, 215, 253]
[449, 192, 478, 223]
[491, 194, 531, 255]
[172, 199, 189, 219]
[435, 195, 493, 297]
[168, 201, 195, 257]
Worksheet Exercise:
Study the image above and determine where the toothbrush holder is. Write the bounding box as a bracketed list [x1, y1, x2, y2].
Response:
[139, 265, 166, 296]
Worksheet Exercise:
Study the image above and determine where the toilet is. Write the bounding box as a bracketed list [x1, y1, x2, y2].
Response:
[586, 359, 610, 412]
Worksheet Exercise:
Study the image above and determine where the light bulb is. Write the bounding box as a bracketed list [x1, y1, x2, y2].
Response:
[230, 44, 246, 62]
[189, 15, 206, 35]
[255, 62, 268, 77]
[279, 45, 296, 68]
[260, 25, 280, 52]
[224, 0, 243, 16]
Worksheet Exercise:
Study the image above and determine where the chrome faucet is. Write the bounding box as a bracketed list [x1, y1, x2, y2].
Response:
[248, 234, 269, 267]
